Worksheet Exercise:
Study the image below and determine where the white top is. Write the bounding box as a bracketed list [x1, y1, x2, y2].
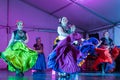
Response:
[57, 26, 69, 40]
[57, 25, 76, 40]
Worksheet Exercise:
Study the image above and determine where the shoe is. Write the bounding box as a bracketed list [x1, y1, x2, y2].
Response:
[58, 73, 67, 77]
[66, 73, 70, 77]
[16, 71, 24, 77]
[32, 70, 37, 73]
[0, 52, 2, 57]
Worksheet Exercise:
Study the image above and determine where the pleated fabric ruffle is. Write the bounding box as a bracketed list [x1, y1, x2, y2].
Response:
[1, 41, 38, 72]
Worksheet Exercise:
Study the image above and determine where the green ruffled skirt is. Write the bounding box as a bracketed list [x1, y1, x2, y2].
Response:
[1, 41, 38, 72]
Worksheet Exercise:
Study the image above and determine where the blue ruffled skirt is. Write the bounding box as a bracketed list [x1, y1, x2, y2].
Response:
[32, 53, 46, 70]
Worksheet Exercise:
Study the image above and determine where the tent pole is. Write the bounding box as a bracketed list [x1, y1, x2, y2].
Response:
[6, 0, 10, 44]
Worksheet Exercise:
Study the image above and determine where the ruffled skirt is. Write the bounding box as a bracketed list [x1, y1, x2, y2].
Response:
[1, 41, 38, 72]
[32, 53, 46, 70]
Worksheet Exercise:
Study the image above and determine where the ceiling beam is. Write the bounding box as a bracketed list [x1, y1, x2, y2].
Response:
[76, 25, 88, 32]
[115, 21, 120, 25]
[88, 24, 115, 33]
[50, 3, 72, 15]
[6, 0, 10, 27]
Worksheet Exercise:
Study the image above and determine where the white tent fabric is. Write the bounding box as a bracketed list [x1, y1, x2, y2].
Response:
[114, 25, 120, 46]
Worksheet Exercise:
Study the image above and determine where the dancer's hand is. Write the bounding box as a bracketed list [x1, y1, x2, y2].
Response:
[96, 40, 102, 48]
[78, 60, 85, 67]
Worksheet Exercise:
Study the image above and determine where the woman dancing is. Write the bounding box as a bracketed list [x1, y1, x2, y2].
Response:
[53, 17, 76, 49]
[1, 21, 38, 76]
[48, 33, 84, 77]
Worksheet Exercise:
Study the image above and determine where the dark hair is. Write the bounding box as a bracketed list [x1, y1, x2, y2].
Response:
[36, 37, 41, 42]
[58, 17, 68, 23]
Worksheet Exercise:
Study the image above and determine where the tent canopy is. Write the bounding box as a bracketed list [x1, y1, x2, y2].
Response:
[21, 0, 120, 32]
[1, 0, 120, 33]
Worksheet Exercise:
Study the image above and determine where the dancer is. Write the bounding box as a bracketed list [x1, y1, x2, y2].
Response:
[106, 46, 119, 72]
[57, 17, 76, 40]
[32, 37, 46, 72]
[48, 34, 101, 77]
[92, 47, 113, 72]
[1, 20, 38, 76]
[53, 17, 76, 49]
[92, 31, 118, 73]
[100, 31, 114, 49]
[48, 33, 82, 77]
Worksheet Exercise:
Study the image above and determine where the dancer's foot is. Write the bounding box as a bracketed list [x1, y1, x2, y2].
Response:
[16, 71, 24, 77]
[0, 52, 2, 57]
[58, 72, 67, 77]
[16, 72, 24, 77]
[32, 69, 37, 73]
[66, 73, 70, 77]
[108, 69, 115, 73]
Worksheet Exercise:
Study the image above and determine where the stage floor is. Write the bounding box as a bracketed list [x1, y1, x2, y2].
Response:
[0, 69, 120, 80]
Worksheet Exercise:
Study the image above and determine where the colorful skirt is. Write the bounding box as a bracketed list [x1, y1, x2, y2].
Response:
[105, 61, 116, 72]
[32, 53, 46, 70]
[48, 35, 83, 73]
[48, 46, 81, 73]
[92, 48, 112, 71]
[1, 41, 38, 72]
[48, 50, 62, 72]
